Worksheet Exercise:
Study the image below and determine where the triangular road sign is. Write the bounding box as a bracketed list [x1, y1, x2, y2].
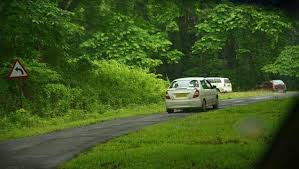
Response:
[8, 59, 29, 79]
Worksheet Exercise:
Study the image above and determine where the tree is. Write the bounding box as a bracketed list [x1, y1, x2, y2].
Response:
[263, 45, 299, 77]
[190, 3, 294, 89]
[0, 0, 82, 61]
[77, 2, 183, 69]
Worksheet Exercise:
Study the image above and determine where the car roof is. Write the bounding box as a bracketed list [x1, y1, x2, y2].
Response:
[173, 77, 206, 81]
[271, 80, 285, 84]
[205, 77, 229, 79]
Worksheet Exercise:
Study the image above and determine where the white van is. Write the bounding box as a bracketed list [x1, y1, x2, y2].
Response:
[205, 77, 232, 93]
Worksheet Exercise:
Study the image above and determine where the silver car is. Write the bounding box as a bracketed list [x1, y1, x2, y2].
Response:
[165, 77, 219, 113]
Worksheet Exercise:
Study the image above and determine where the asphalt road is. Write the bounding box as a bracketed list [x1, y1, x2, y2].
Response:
[0, 92, 298, 169]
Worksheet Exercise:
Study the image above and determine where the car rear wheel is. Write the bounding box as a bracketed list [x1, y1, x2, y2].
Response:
[167, 108, 174, 113]
[201, 100, 207, 112]
[213, 97, 219, 109]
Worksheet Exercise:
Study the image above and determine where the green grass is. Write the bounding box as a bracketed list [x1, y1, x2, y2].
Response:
[60, 98, 296, 169]
[0, 103, 165, 141]
[219, 90, 274, 100]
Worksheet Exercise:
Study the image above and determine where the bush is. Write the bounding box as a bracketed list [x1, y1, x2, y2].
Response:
[0, 59, 167, 119]
[89, 60, 167, 107]
[0, 109, 42, 130]
[65, 59, 168, 109]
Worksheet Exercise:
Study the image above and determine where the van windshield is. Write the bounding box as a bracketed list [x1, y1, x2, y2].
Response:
[170, 80, 199, 88]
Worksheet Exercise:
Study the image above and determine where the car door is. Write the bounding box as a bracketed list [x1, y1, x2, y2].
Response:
[206, 80, 217, 104]
[200, 80, 213, 105]
[205, 79, 216, 105]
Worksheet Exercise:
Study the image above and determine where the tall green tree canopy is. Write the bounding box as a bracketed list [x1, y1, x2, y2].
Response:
[188, 3, 295, 88]
[263, 45, 299, 77]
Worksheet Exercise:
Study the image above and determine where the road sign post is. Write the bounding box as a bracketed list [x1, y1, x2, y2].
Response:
[8, 59, 29, 108]
[8, 59, 29, 80]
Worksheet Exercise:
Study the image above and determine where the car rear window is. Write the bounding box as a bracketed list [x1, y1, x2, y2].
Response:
[170, 80, 199, 88]
[224, 79, 231, 83]
[272, 80, 284, 85]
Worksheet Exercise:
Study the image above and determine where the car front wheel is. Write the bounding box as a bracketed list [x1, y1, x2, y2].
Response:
[167, 108, 174, 113]
[213, 97, 219, 109]
[201, 100, 207, 112]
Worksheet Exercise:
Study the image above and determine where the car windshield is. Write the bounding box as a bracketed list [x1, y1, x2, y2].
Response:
[170, 80, 198, 88]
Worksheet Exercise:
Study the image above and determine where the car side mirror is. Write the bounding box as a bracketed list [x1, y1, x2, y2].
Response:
[212, 85, 216, 89]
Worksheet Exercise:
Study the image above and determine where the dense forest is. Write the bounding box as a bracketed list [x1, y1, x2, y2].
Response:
[0, 0, 298, 119]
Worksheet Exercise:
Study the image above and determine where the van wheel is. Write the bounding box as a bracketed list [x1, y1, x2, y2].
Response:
[213, 97, 219, 109]
[167, 109, 174, 113]
[201, 100, 207, 112]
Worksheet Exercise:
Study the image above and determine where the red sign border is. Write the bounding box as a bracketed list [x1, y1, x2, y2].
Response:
[7, 59, 29, 80]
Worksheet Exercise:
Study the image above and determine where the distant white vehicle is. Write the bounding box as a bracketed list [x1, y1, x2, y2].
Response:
[205, 77, 232, 93]
[165, 77, 219, 113]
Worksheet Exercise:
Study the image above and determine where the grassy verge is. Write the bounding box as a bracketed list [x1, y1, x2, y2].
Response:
[219, 90, 274, 100]
[0, 103, 165, 141]
[61, 98, 296, 169]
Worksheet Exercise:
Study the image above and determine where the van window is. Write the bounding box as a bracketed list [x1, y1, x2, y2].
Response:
[215, 79, 221, 83]
[224, 79, 231, 83]
[207, 79, 214, 83]
[207, 79, 221, 83]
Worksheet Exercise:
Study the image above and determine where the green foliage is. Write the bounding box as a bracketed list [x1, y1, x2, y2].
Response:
[0, 0, 172, 121]
[68, 59, 168, 108]
[188, 3, 295, 89]
[80, 14, 183, 69]
[263, 45, 299, 77]
[0, 0, 83, 61]
[0, 59, 167, 118]
[0, 109, 42, 130]
[193, 4, 292, 53]
[147, 1, 181, 33]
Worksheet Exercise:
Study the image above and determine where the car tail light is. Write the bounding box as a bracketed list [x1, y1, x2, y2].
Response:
[193, 89, 200, 98]
[165, 91, 171, 99]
